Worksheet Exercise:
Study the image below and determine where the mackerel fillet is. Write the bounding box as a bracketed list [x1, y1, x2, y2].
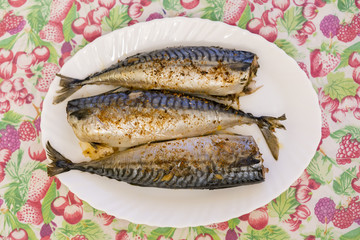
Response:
[66, 90, 285, 159]
[54, 46, 259, 104]
[46, 134, 265, 189]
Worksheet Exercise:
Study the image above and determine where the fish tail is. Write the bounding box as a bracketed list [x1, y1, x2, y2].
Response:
[46, 141, 74, 177]
[52, 74, 84, 104]
[257, 114, 286, 160]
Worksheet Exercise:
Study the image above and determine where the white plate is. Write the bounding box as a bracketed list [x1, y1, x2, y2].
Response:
[42, 17, 321, 227]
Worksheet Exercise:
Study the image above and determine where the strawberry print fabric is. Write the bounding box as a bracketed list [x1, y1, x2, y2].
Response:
[0, 0, 360, 239]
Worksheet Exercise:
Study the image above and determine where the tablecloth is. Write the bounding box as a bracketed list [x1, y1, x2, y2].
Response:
[0, 0, 359, 239]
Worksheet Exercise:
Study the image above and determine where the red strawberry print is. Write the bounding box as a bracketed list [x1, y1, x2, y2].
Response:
[28, 144, 47, 162]
[49, 0, 75, 23]
[18, 121, 36, 141]
[0, 148, 11, 166]
[17, 200, 44, 225]
[1, 11, 24, 32]
[337, 24, 357, 42]
[115, 230, 131, 240]
[71, 235, 88, 240]
[310, 49, 340, 77]
[207, 221, 229, 231]
[97, 212, 115, 226]
[0, 22, 6, 38]
[321, 111, 330, 139]
[27, 169, 54, 202]
[349, 197, 360, 221]
[333, 207, 354, 229]
[336, 133, 360, 165]
[352, 167, 360, 193]
[298, 62, 310, 78]
[39, 21, 64, 43]
[295, 205, 311, 219]
[223, 0, 248, 25]
[35, 63, 60, 92]
[352, 14, 360, 34]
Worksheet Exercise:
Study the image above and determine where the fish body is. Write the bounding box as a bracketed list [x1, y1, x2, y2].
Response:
[54, 46, 259, 104]
[46, 134, 265, 189]
[67, 90, 285, 159]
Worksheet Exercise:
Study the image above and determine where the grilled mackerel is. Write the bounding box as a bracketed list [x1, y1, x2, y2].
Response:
[46, 134, 265, 189]
[66, 90, 285, 160]
[54, 46, 259, 104]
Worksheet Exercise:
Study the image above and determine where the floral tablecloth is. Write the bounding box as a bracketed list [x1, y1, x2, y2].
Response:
[0, 0, 360, 239]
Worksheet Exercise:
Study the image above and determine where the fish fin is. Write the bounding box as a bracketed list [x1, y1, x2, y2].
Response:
[102, 87, 129, 95]
[46, 142, 74, 177]
[90, 142, 106, 149]
[257, 114, 286, 160]
[70, 108, 93, 120]
[53, 74, 83, 104]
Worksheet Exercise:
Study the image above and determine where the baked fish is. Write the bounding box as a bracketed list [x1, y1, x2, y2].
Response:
[54, 46, 259, 104]
[67, 90, 286, 159]
[46, 134, 265, 189]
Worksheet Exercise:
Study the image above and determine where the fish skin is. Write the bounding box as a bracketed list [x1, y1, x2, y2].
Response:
[66, 90, 286, 159]
[53, 46, 259, 104]
[46, 134, 265, 189]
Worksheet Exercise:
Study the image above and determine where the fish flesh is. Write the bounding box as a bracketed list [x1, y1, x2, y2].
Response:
[53, 46, 259, 104]
[66, 90, 286, 159]
[46, 134, 265, 189]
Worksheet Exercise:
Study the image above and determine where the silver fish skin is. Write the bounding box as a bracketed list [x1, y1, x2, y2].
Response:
[54, 46, 259, 104]
[46, 134, 265, 189]
[66, 90, 285, 159]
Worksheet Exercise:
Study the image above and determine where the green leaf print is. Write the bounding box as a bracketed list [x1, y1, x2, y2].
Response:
[237, 3, 251, 29]
[26, 0, 52, 33]
[330, 126, 360, 142]
[147, 227, 176, 240]
[340, 227, 360, 240]
[0, 34, 20, 50]
[333, 166, 356, 196]
[0, 0, 10, 9]
[267, 188, 299, 221]
[163, 0, 183, 11]
[53, 220, 111, 240]
[307, 152, 333, 185]
[241, 225, 290, 240]
[0, 110, 24, 130]
[324, 72, 358, 102]
[102, 5, 132, 33]
[201, 0, 225, 22]
[338, 0, 358, 13]
[228, 218, 240, 230]
[42, 180, 56, 224]
[314, 226, 336, 240]
[195, 226, 221, 240]
[277, 7, 306, 35]
[274, 39, 301, 59]
[63, 3, 77, 42]
[336, 42, 360, 70]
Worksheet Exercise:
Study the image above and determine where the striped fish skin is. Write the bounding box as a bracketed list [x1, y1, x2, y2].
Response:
[54, 46, 259, 104]
[46, 134, 265, 189]
[67, 90, 286, 159]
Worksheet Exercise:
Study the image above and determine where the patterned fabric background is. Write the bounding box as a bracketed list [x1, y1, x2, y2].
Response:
[0, 0, 359, 239]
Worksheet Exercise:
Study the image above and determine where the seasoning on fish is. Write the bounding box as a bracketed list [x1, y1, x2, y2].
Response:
[53, 46, 259, 104]
[46, 134, 266, 189]
[66, 90, 286, 160]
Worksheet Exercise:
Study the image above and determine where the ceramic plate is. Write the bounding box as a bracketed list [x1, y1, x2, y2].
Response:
[41, 17, 321, 227]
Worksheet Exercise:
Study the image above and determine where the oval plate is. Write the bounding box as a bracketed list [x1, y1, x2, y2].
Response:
[41, 17, 321, 228]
